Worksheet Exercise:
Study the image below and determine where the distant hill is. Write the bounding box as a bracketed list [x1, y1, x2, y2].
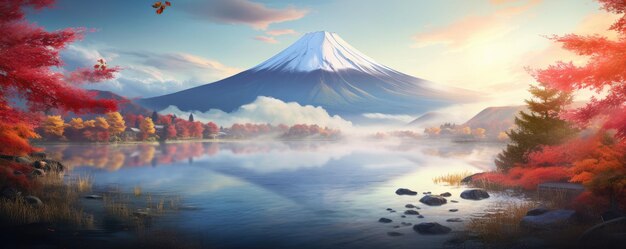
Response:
[89, 90, 152, 116]
[463, 105, 527, 135]
[407, 112, 449, 127]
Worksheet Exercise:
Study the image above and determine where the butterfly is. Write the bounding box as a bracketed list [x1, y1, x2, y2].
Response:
[94, 59, 107, 70]
[152, 1, 171, 15]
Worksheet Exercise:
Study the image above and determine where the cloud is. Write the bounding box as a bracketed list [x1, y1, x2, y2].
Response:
[159, 96, 353, 129]
[412, 0, 541, 51]
[362, 113, 415, 123]
[253, 35, 278, 44]
[62, 45, 241, 98]
[183, 0, 308, 30]
[265, 29, 297, 36]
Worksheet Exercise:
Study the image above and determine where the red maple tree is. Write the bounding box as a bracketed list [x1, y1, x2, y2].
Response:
[0, 0, 120, 155]
[534, 0, 626, 139]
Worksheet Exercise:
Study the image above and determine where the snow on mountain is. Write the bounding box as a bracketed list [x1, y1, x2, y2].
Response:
[251, 31, 395, 74]
[138, 31, 476, 120]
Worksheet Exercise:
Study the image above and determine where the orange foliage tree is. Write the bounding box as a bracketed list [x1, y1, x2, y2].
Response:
[41, 115, 65, 139]
[106, 112, 126, 136]
[139, 117, 156, 140]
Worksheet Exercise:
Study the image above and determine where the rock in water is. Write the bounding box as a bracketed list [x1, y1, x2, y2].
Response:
[520, 209, 576, 230]
[24, 196, 43, 208]
[449, 209, 458, 212]
[379, 218, 393, 223]
[387, 231, 403, 236]
[395, 188, 417, 196]
[526, 207, 550, 216]
[419, 195, 447, 206]
[405, 204, 416, 208]
[440, 192, 452, 197]
[404, 210, 420, 215]
[446, 218, 463, 222]
[413, 222, 452, 235]
[460, 189, 490, 200]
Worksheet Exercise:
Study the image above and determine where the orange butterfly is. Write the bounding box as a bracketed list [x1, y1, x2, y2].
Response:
[152, 1, 171, 15]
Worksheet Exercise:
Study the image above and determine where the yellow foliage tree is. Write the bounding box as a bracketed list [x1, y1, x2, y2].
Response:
[424, 127, 441, 136]
[94, 117, 110, 130]
[83, 119, 96, 128]
[139, 117, 156, 140]
[472, 128, 486, 139]
[69, 118, 85, 130]
[42, 115, 65, 138]
[497, 131, 509, 142]
[106, 112, 126, 135]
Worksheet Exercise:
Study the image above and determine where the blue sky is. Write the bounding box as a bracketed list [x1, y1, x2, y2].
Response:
[29, 0, 615, 105]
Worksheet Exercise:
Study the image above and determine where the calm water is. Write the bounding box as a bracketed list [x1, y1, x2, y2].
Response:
[42, 139, 508, 249]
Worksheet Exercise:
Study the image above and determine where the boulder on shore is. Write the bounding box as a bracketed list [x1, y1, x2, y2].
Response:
[460, 189, 490, 200]
[419, 195, 447, 206]
[526, 207, 550, 216]
[413, 222, 452, 235]
[24, 196, 43, 208]
[520, 209, 576, 230]
[395, 188, 418, 196]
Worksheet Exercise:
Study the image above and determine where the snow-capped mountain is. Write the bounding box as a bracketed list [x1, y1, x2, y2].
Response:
[139, 31, 475, 119]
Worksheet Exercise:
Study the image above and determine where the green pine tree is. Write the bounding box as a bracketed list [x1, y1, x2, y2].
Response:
[495, 83, 578, 171]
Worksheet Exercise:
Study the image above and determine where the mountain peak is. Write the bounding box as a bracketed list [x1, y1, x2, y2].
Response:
[251, 31, 393, 73]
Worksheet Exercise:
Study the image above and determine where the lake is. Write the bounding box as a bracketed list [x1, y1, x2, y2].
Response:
[41, 139, 509, 249]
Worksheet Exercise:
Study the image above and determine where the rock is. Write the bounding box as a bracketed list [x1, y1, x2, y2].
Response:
[405, 204, 416, 208]
[526, 207, 550, 216]
[387, 231, 403, 236]
[520, 209, 576, 230]
[386, 208, 393, 211]
[449, 209, 459, 212]
[395, 188, 417, 196]
[43, 159, 65, 172]
[379, 218, 393, 223]
[32, 161, 47, 169]
[450, 200, 459, 203]
[419, 195, 447, 206]
[30, 152, 47, 159]
[417, 215, 424, 219]
[133, 211, 150, 218]
[84, 195, 103, 199]
[401, 222, 412, 226]
[461, 173, 484, 184]
[1, 187, 21, 200]
[440, 192, 452, 197]
[404, 210, 420, 215]
[401, 215, 406, 218]
[446, 218, 463, 222]
[30, 169, 45, 177]
[15, 156, 32, 165]
[24, 196, 43, 208]
[413, 222, 452, 235]
[460, 189, 490, 200]
[390, 210, 396, 213]
[422, 191, 431, 195]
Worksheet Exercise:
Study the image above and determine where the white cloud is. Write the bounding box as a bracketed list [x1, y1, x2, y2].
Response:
[159, 96, 353, 129]
[362, 113, 415, 123]
[62, 45, 241, 98]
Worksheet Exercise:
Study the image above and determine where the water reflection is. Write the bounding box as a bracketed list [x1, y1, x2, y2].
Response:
[40, 140, 507, 249]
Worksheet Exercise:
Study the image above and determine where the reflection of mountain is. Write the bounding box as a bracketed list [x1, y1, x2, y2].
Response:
[42, 141, 502, 206]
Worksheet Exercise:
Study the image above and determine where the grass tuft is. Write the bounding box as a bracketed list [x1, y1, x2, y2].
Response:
[433, 171, 473, 186]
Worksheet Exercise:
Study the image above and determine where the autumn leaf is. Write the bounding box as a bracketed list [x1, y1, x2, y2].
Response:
[152, 1, 162, 8]
[156, 6, 164, 14]
[165, 1, 171, 6]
